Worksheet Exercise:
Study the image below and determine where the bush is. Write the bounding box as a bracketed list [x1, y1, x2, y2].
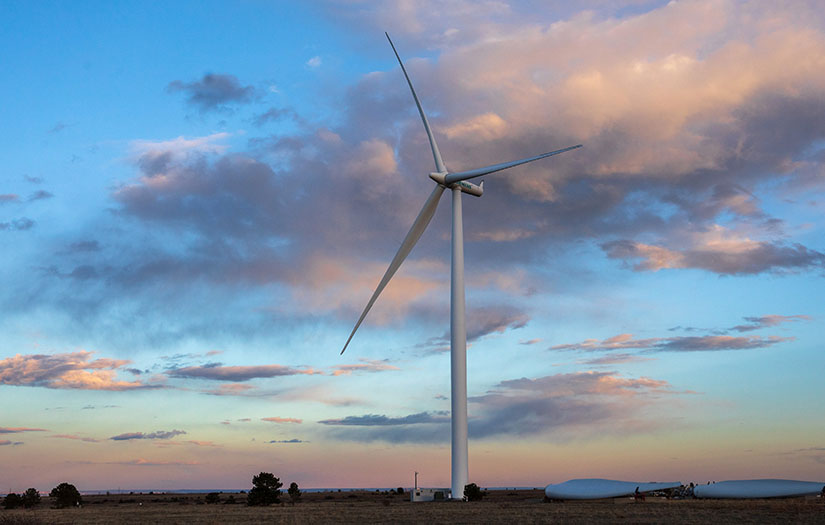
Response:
[247, 472, 282, 506]
[3, 493, 23, 509]
[21, 489, 40, 509]
[204, 492, 221, 504]
[287, 482, 301, 503]
[464, 483, 485, 502]
[396, 487, 404, 495]
[49, 482, 82, 508]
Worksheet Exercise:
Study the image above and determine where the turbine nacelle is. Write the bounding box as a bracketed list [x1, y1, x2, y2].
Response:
[453, 179, 483, 197]
[429, 172, 484, 197]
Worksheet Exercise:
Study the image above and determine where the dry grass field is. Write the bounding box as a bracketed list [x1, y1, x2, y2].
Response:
[2, 489, 824, 524]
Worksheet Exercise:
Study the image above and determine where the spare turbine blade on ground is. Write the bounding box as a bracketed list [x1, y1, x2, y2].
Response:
[444, 144, 582, 184]
[386, 32, 447, 174]
[340, 184, 446, 355]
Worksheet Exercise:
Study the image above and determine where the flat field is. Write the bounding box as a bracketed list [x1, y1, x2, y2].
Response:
[2, 489, 824, 524]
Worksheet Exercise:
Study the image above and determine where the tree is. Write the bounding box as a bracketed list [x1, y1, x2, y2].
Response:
[464, 483, 485, 502]
[50, 482, 82, 508]
[247, 472, 282, 506]
[3, 493, 23, 509]
[396, 487, 404, 495]
[21, 488, 41, 508]
[205, 492, 221, 504]
[288, 482, 301, 503]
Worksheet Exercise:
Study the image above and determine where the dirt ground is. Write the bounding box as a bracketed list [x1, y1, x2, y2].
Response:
[2, 489, 824, 524]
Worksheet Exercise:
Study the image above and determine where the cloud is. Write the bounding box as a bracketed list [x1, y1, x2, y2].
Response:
[253, 107, 304, 127]
[0, 194, 19, 203]
[110, 429, 187, 441]
[28, 190, 53, 201]
[331, 358, 399, 376]
[167, 73, 256, 112]
[128, 133, 230, 177]
[50, 434, 100, 443]
[519, 339, 542, 345]
[730, 314, 812, 332]
[0, 218, 35, 231]
[319, 411, 449, 426]
[74, 458, 198, 466]
[59, 240, 101, 254]
[422, 306, 529, 351]
[0, 427, 47, 434]
[552, 334, 792, 353]
[656, 335, 793, 352]
[580, 353, 655, 366]
[602, 236, 825, 275]
[0, 440, 23, 446]
[261, 417, 302, 424]
[12, 1, 825, 357]
[48, 122, 70, 133]
[0, 351, 156, 390]
[168, 364, 321, 381]
[466, 371, 681, 439]
[318, 411, 451, 443]
[184, 440, 220, 447]
[322, 371, 683, 443]
[268, 439, 305, 444]
[203, 383, 257, 396]
[306, 56, 322, 68]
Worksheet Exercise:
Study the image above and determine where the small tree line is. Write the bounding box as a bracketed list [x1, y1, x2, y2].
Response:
[3, 475, 483, 508]
[245, 472, 302, 506]
[3, 482, 82, 509]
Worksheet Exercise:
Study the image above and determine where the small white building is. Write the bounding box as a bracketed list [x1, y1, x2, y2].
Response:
[411, 488, 450, 502]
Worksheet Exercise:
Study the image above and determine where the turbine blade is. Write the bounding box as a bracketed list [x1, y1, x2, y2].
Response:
[386, 32, 447, 174]
[444, 144, 582, 184]
[341, 184, 446, 354]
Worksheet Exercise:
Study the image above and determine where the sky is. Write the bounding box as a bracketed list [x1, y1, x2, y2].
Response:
[1, 0, 824, 492]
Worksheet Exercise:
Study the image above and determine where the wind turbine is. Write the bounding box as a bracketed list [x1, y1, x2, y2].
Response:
[341, 33, 581, 500]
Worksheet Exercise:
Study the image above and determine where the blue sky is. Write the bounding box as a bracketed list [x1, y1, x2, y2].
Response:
[1, 0, 824, 491]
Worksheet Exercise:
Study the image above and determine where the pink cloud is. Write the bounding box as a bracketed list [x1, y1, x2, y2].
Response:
[332, 358, 399, 376]
[169, 364, 321, 381]
[204, 383, 257, 396]
[261, 417, 302, 424]
[552, 333, 792, 353]
[580, 353, 656, 366]
[0, 427, 47, 434]
[50, 434, 100, 443]
[731, 314, 812, 332]
[0, 351, 155, 391]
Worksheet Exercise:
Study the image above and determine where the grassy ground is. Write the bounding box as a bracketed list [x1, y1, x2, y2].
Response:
[1, 489, 824, 524]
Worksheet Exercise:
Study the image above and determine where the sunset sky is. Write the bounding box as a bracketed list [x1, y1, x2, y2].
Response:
[1, 0, 824, 492]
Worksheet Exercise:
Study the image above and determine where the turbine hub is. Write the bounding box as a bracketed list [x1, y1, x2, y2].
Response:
[428, 171, 448, 185]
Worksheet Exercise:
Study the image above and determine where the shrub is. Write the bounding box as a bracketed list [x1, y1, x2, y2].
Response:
[49, 483, 82, 508]
[204, 492, 221, 504]
[3, 493, 23, 509]
[21, 489, 40, 509]
[287, 482, 301, 503]
[396, 487, 404, 495]
[464, 483, 485, 502]
[247, 472, 282, 506]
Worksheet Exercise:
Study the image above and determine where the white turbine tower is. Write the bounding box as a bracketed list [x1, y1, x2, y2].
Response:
[341, 33, 581, 500]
